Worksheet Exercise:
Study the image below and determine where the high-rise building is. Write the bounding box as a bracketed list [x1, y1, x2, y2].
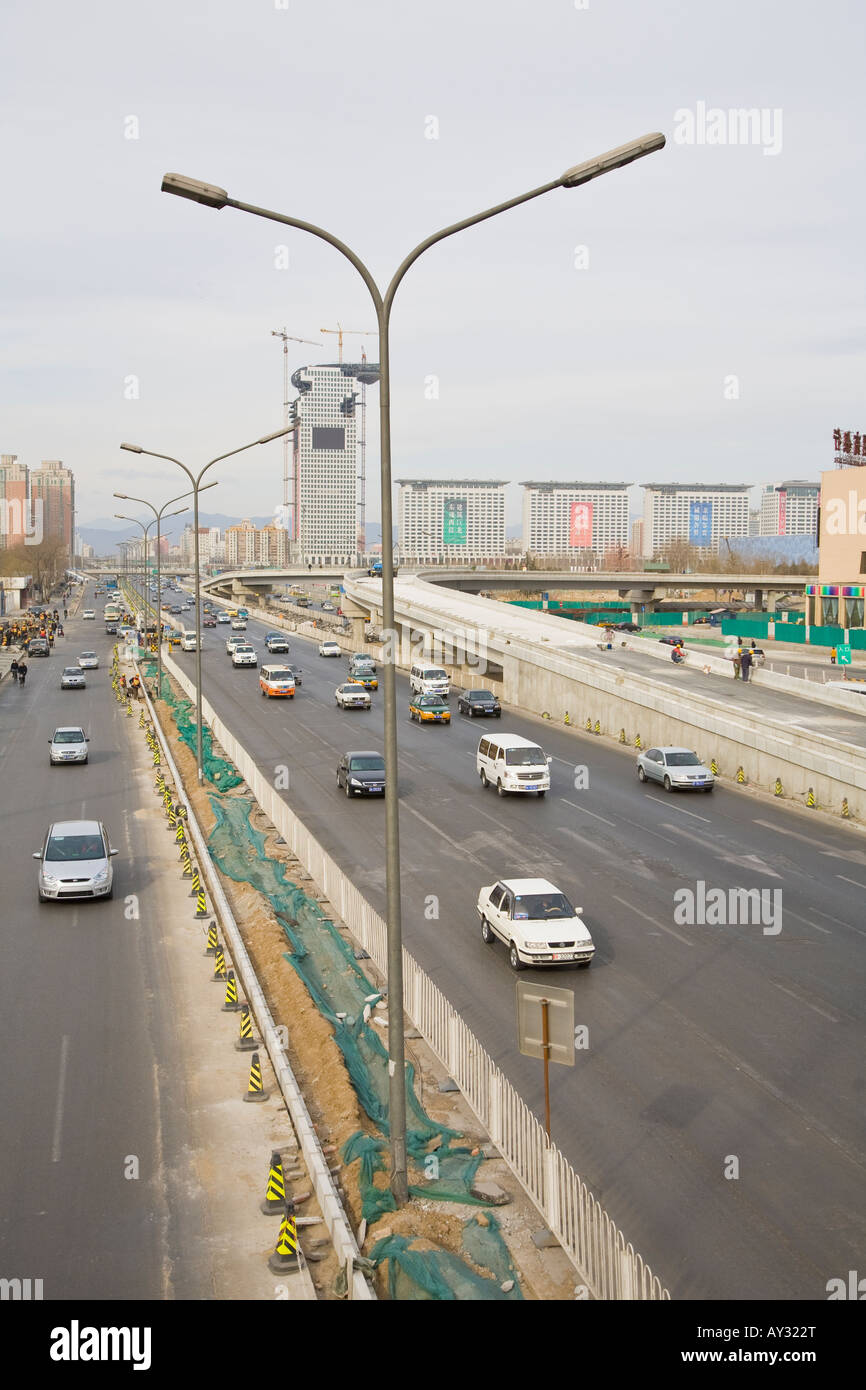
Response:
[759, 481, 820, 536]
[225, 520, 258, 568]
[30, 459, 75, 552]
[520, 482, 630, 561]
[397, 480, 507, 561]
[641, 483, 751, 558]
[180, 524, 221, 565]
[289, 361, 380, 564]
[0, 455, 30, 549]
[258, 524, 289, 567]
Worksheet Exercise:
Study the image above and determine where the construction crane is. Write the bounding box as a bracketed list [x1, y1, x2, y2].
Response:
[320, 323, 377, 365]
[271, 328, 323, 540]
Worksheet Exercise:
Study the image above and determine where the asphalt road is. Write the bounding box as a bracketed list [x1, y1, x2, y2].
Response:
[158, 585, 866, 1300]
[0, 593, 210, 1299]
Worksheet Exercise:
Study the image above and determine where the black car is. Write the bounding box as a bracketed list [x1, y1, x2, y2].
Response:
[28, 637, 50, 657]
[659, 636, 685, 646]
[286, 664, 302, 686]
[337, 750, 386, 797]
[457, 689, 501, 718]
[614, 621, 640, 633]
[105, 622, 118, 635]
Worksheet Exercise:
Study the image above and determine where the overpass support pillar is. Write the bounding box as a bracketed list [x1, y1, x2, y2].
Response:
[754, 588, 764, 611]
[349, 615, 366, 649]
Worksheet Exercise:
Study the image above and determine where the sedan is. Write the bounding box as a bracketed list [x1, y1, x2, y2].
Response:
[336, 683, 372, 710]
[637, 746, 715, 792]
[659, 636, 685, 647]
[285, 664, 303, 686]
[78, 652, 99, 669]
[225, 635, 246, 654]
[231, 644, 258, 667]
[216, 611, 231, 623]
[322, 600, 335, 611]
[319, 640, 341, 657]
[61, 667, 86, 690]
[476, 877, 595, 971]
[203, 616, 217, 627]
[82, 609, 95, 620]
[337, 750, 386, 796]
[231, 618, 248, 631]
[346, 670, 378, 691]
[409, 694, 451, 724]
[49, 726, 90, 765]
[34, 819, 117, 901]
[457, 689, 501, 718]
[265, 632, 290, 653]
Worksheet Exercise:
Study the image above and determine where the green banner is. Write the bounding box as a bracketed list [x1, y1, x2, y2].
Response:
[442, 497, 467, 546]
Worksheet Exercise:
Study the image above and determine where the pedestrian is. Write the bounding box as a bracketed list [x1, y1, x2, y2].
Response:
[740, 648, 753, 683]
[830, 646, 837, 665]
[731, 646, 741, 680]
[17, 660, 28, 685]
[63, 607, 67, 619]
[10, 657, 18, 682]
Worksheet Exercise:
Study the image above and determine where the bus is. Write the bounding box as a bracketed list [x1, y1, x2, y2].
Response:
[103, 601, 121, 625]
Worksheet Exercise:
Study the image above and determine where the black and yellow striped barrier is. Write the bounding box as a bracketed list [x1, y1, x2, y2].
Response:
[736, 767, 745, 784]
[634, 734, 642, 749]
[806, 787, 816, 809]
[593, 720, 601, 735]
[204, 920, 218, 955]
[261, 1151, 286, 1215]
[181, 857, 192, 879]
[774, 777, 783, 797]
[710, 759, 719, 776]
[189, 865, 201, 897]
[222, 970, 240, 1013]
[268, 1203, 299, 1271]
[619, 728, 626, 743]
[243, 1051, 269, 1104]
[841, 798, 850, 818]
[194, 883, 208, 918]
[212, 945, 226, 981]
[235, 1004, 259, 1052]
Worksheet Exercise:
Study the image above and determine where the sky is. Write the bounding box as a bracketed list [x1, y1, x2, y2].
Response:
[2, 0, 864, 532]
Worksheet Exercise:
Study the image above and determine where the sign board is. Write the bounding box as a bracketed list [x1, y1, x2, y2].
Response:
[542, 591, 549, 611]
[442, 497, 467, 546]
[516, 980, 575, 1067]
[569, 501, 593, 549]
[837, 644, 852, 664]
[689, 500, 713, 546]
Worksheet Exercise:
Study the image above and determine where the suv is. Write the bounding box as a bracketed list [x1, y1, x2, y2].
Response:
[337, 750, 386, 796]
[231, 643, 257, 667]
[225, 634, 246, 655]
[49, 726, 90, 765]
[34, 819, 117, 901]
[264, 631, 290, 653]
[28, 636, 50, 657]
[476, 877, 595, 971]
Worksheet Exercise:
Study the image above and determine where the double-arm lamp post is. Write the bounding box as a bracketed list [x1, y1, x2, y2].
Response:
[120, 429, 294, 784]
[160, 131, 665, 1205]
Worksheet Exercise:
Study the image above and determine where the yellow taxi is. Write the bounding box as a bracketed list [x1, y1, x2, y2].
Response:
[409, 693, 451, 724]
[347, 671, 378, 691]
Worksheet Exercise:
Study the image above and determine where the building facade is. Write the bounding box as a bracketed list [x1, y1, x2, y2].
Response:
[397, 480, 507, 561]
[520, 482, 630, 562]
[30, 460, 75, 551]
[811, 464, 866, 628]
[641, 483, 751, 558]
[759, 481, 820, 537]
[225, 520, 289, 568]
[0, 455, 30, 549]
[289, 361, 380, 564]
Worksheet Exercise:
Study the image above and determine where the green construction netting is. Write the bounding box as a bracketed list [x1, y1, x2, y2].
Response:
[369, 1214, 523, 1300]
[146, 663, 242, 789]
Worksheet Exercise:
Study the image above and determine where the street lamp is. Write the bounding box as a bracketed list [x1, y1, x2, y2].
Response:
[115, 511, 187, 629]
[120, 428, 294, 783]
[114, 484, 217, 693]
[161, 131, 665, 1205]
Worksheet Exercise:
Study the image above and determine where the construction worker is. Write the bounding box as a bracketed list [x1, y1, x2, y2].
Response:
[830, 645, 838, 665]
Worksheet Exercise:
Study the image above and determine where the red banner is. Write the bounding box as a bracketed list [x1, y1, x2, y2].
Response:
[569, 501, 593, 548]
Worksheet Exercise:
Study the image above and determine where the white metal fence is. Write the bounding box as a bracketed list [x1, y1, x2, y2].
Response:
[162, 650, 669, 1299]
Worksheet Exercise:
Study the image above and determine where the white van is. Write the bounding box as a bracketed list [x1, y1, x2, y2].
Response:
[410, 663, 450, 698]
[476, 733, 551, 797]
[180, 631, 201, 651]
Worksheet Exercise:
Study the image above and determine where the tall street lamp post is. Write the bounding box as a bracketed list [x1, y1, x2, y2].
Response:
[115, 510, 187, 635]
[120, 429, 294, 783]
[160, 132, 666, 1205]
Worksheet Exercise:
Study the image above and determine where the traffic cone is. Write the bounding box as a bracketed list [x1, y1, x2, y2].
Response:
[619, 728, 626, 743]
[244, 1051, 269, 1103]
[236, 1004, 260, 1051]
[189, 865, 201, 898]
[222, 970, 241, 1012]
[841, 797, 850, 818]
[204, 920, 218, 955]
[268, 1203, 299, 1270]
[564, 711, 571, 726]
[261, 1151, 287, 1215]
[138, 710, 146, 728]
[774, 777, 783, 797]
[126, 701, 133, 718]
[634, 734, 642, 749]
[175, 823, 185, 846]
[806, 787, 816, 808]
[181, 857, 193, 879]
[593, 720, 600, 735]
[736, 766, 745, 784]
[179, 845, 191, 869]
[167, 804, 176, 830]
[195, 884, 208, 918]
[584, 717, 592, 732]
[710, 758, 719, 775]
[212, 945, 226, 980]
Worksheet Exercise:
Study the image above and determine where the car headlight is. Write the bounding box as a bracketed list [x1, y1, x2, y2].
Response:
[349, 778, 363, 787]
[93, 868, 109, 883]
[42, 873, 59, 885]
[525, 940, 547, 950]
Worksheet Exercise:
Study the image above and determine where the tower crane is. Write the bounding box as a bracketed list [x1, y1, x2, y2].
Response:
[320, 323, 377, 364]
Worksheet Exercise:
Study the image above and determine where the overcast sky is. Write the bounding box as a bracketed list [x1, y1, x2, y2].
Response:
[2, 0, 863, 531]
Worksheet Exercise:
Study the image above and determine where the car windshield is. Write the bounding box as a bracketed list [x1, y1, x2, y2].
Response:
[62, 668, 81, 677]
[512, 892, 574, 920]
[469, 691, 495, 700]
[423, 669, 447, 680]
[418, 695, 444, 706]
[349, 756, 385, 772]
[505, 746, 546, 766]
[46, 833, 104, 862]
[53, 730, 85, 744]
[665, 752, 701, 767]
[80, 652, 95, 659]
[266, 669, 293, 680]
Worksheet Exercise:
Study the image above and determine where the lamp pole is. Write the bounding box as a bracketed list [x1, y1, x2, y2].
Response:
[120, 429, 294, 783]
[114, 515, 160, 623]
[160, 132, 666, 1206]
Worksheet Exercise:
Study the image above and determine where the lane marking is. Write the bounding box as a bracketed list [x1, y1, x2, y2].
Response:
[400, 803, 486, 866]
[51, 1035, 70, 1163]
[614, 812, 677, 845]
[611, 894, 694, 947]
[783, 908, 831, 937]
[770, 980, 839, 1023]
[836, 874, 866, 891]
[560, 799, 616, 827]
[646, 795, 711, 823]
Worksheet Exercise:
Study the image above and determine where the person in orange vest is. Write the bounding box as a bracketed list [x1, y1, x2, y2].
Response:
[830, 646, 838, 665]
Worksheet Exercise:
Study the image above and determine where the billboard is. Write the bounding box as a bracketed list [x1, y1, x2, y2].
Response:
[442, 497, 467, 545]
[689, 500, 713, 546]
[569, 501, 593, 548]
[777, 489, 787, 535]
[311, 426, 345, 450]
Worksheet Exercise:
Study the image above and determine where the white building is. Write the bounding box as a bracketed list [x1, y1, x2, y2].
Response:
[289, 361, 379, 564]
[759, 481, 819, 537]
[181, 524, 221, 566]
[641, 483, 751, 558]
[520, 482, 630, 561]
[397, 480, 507, 561]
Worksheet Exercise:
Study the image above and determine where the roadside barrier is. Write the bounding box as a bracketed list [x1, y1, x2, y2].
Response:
[710, 758, 719, 776]
[774, 777, 783, 797]
[619, 728, 626, 743]
[261, 1151, 287, 1214]
[593, 720, 601, 736]
[181, 857, 193, 879]
[212, 945, 227, 981]
[736, 766, 746, 784]
[195, 884, 209, 918]
[190, 865, 202, 897]
[244, 1051, 269, 1103]
[806, 787, 816, 808]
[842, 797, 850, 818]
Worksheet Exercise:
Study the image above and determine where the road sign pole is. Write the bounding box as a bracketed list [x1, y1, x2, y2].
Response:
[542, 998, 552, 1139]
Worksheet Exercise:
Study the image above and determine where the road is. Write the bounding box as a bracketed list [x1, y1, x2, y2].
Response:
[157, 585, 866, 1299]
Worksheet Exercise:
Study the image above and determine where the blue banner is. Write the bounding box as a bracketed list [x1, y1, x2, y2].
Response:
[689, 500, 713, 545]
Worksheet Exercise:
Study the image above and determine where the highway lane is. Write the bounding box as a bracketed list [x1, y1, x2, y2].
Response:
[160, 590, 866, 1298]
[0, 595, 210, 1298]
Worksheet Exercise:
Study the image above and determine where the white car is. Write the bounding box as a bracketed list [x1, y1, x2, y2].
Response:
[322, 600, 335, 611]
[319, 640, 341, 657]
[82, 609, 95, 620]
[231, 617, 248, 631]
[180, 631, 201, 651]
[77, 652, 99, 669]
[49, 726, 90, 765]
[216, 611, 231, 623]
[231, 644, 257, 667]
[225, 635, 246, 655]
[335, 683, 372, 710]
[636, 746, 715, 793]
[476, 877, 595, 971]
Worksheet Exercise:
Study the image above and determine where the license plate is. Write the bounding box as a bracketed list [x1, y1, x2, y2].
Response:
[368, 784, 382, 792]
[524, 784, 538, 791]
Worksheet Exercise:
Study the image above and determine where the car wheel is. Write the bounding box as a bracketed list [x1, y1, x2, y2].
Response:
[480, 917, 494, 944]
[105, 886, 114, 901]
[637, 765, 647, 782]
[537, 789, 546, 797]
[479, 769, 488, 788]
[495, 711, 501, 718]
[82, 756, 88, 765]
[508, 943, 525, 971]
[38, 891, 48, 904]
[497, 779, 505, 797]
[345, 780, 352, 797]
[663, 775, 672, 792]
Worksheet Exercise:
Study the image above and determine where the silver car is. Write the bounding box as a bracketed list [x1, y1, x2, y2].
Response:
[34, 819, 117, 901]
[49, 726, 90, 765]
[61, 666, 86, 690]
[78, 651, 99, 669]
[335, 683, 372, 710]
[637, 746, 715, 792]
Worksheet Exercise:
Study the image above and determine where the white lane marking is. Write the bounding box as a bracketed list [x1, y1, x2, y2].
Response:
[614, 812, 677, 845]
[399, 802, 486, 866]
[560, 799, 616, 827]
[752, 819, 835, 851]
[51, 1035, 71, 1163]
[611, 894, 695, 947]
[646, 795, 711, 823]
[783, 908, 831, 937]
[836, 874, 866, 890]
[770, 980, 839, 1023]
